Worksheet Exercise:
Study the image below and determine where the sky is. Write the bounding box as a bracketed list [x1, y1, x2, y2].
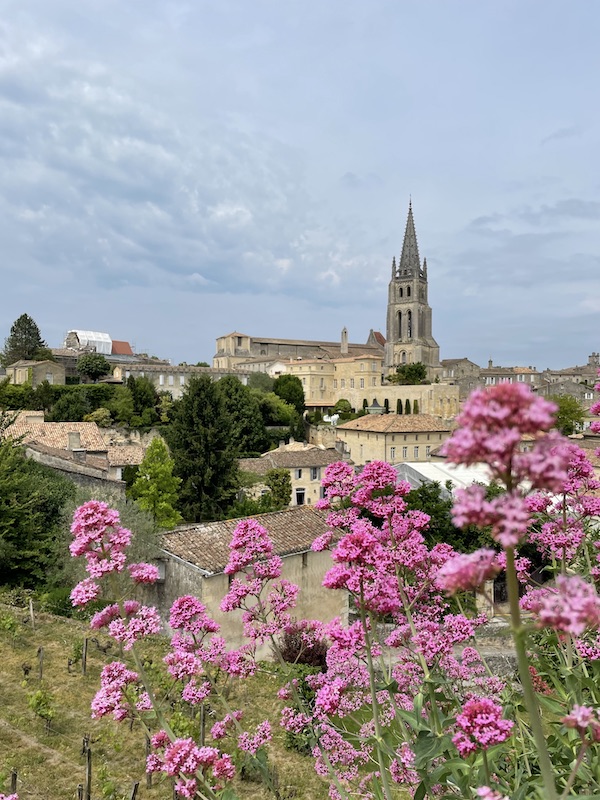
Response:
[1, 0, 599, 370]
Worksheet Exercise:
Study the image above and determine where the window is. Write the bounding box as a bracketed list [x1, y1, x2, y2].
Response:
[426, 446, 431, 458]
[295, 488, 305, 505]
[320, 378, 324, 389]
[360, 363, 365, 372]
[302, 552, 308, 568]
[360, 378, 365, 389]
[333, 379, 337, 388]
[159, 374, 165, 386]
[295, 469, 303, 479]
[168, 375, 174, 386]
[390, 447, 396, 460]
[341, 379, 346, 389]
[371, 362, 377, 371]
[310, 467, 320, 481]
[180, 375, 185, 386]
[125, 371, 130, 379]
[402, 447, 408, 458]
[359, 444, 364, 460]
[414, 446, 419, 459]
[237, 336, 243, 347]
[45, 373, 53, 384]
[371, 377, 376, 386]
[350, 378, 355, 388]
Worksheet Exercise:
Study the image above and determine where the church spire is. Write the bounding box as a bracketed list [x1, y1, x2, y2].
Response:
[398, 199, 421, 274]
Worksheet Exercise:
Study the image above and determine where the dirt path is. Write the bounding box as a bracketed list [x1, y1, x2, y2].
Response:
[0, 717, 81, 769]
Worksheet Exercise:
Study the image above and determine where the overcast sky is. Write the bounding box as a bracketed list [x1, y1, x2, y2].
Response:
[1, 1, 599, 369]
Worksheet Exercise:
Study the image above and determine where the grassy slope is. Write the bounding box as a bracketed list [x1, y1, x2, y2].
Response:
[0, 603, 330, 800]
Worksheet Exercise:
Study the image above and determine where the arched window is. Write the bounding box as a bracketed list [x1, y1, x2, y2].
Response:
[399, 287, 403, 298]
[407, 286, 411, 297]
[407, 310, 412, 338]
[402, 351, 407, 364]
[397, 311, 402, 339]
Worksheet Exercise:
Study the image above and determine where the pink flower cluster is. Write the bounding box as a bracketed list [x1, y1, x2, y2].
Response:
[147, 732, 235, 798]
[70, 501, 132, 585]
[521, 575, 600, 636]
[562, 704, 600, 742]
[91, 661, 139, 721]
[0, 795, 18, 800]
[436, 548, 499, 594]
[452, 696, 514, 757]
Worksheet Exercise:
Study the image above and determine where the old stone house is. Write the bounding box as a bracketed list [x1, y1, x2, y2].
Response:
[238, 441, 349, 507]
[335, 413, 452, 466]
[6, 360, 66, 387]
[150, 505, 348, 654]
[112, 363, 252, 400]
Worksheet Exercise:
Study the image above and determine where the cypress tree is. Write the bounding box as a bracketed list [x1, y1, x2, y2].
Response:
[405, 399, 411, 415]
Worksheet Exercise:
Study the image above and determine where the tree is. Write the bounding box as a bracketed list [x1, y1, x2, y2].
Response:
[128, 376, 159, 421]
[396, 399, 402, 415]
[388, 362, 428, 385]
[273, 375, 305, 415]
[165, 375, 239, 521]
[77, 353, 111, 382]
[265, 468, 292, 507]
[413, 399, 419, 414]
[248, 372, 274, 393]
[1, 313, 47, 366]
[404, 399, 411, 415]
[47, 391, 91, 422]
[0, 414, 74, 585]
[129, 438, 183, 529]
[215, 375, 269, 456]
[550, 394, 585, 436]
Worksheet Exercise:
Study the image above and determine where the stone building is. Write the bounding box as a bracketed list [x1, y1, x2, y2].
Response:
[150, 506, 348, 655]
[384, 201, 441, 377]
[238, 441, 349, 507]
[335, 413, 452, 466]
[5, 359, 66, 387]
[111, 363, 252, 400]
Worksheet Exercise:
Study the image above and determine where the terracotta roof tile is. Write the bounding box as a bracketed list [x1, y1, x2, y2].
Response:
[106, 445, 145, 466]
[5, 413, 108, 451]
[239, 448, 345, 475]
[162, 505, 330, 574]
[111, 340, 134, 356]
[337, 414, 452, 434]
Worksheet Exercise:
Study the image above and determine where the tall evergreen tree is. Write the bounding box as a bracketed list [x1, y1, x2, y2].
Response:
[130, 438, 183, 529]
[273, 374, 305, 415]
[215, 375, 269, 456]
[165, 375, 239, 522]
[1, 314, 47, 366]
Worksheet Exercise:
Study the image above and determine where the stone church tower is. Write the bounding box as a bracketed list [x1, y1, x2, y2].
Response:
[384, 201, 440, 374]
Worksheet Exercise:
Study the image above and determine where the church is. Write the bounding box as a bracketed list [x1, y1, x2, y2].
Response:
[214, 200, 442, 380]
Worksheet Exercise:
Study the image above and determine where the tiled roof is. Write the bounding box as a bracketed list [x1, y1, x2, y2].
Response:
[239, 447, 345, 475]
[106, 445, 145, 466]
[5, 413, 108, 451]
[337, 414, 452, 434]
[111, 340, 134, 356]
[6, 359, 55, 368]
[372, 331, 386, 347]
[26, 442, 109, 471]
[162, 505, 329, 574]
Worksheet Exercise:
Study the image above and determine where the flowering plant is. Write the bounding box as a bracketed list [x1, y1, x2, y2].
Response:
[67, 381, 600, 799]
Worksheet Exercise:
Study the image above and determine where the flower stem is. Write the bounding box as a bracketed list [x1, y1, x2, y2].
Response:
[505, 547, 558, 800]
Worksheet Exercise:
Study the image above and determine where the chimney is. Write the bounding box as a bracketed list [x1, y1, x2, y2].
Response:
[68, 431, 81, 450]
[341, 327, 348, 356]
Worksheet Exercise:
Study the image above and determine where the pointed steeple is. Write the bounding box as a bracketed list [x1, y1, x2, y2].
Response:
[391, 255, 396, 278]
[398, 199, 421, 274]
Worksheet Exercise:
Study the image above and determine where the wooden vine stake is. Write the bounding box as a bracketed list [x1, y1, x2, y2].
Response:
[37, 646, 44, 681]
[145, 736, 153, 788]
[81, 637, 88, 677]
[84, 748, 92, 800]
[28, 598, 35, 632]
[129, 781, 140, 800]
[10, 769, 17, 793]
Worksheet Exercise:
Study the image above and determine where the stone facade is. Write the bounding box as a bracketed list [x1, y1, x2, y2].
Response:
[148, 506, 349, 656]
[6, 359, 66, 387]
[384, 202, 441, 376]
[335, 413, 452, 466]
[112, 363, 252, 400]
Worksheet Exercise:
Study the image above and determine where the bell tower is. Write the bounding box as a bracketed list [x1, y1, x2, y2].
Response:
[384, 201, 440, 374]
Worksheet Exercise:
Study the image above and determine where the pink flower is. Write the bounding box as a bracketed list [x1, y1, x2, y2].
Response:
[436, 549, 499, 594]
[70, 577, 101, 607]
[453, 696, 513, 756]
[128, 562, 160, 584]
[237, 720, 272, 754]
[477, 789, 510, 800]
[562, 704, 600, 742]
[169, 596, 220, 635]
[108, 605, 162, 649]
[523, 576, 600, 636]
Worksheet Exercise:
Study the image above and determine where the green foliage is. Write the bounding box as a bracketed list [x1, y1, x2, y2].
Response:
[389, 362, 428, 385]
[273, 374, 305, 415]
[165, 375, 239, 521]
[265, 468, 292, 507]
[83, 407, 113, 427]
[362, 398, 368, 411]
[128, 376, 158, 416]
[107, 386, 135, 425]
[0, 423, 75, 586]
[47, 390, 91, 422]
[413, 399, 419, 414]
[1, 313, 47, 367]
[28, 688, 55, 723]
[32, 380, 55, 412]
[384, 398, 390, 414]
[550, 394, 585, 435]
[76, 353, 111, 382]
[247, 372, 274, 392]
[396, 398, 402, 414]
[216, 375, 270, 456]
[404, 398, 411, 415]
[129, 437, 183, 529]
[333, 399, 352, 414]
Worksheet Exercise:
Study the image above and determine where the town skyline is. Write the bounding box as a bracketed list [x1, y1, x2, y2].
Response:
[1, 1, 599, 369]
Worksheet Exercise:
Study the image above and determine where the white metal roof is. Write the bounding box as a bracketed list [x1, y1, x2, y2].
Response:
[65, 330, 112, 355]
[394, 461, 492, 498]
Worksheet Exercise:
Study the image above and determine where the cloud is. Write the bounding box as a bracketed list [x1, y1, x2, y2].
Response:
[541, 125, 582, 145]
[518, 199, 600, 226]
